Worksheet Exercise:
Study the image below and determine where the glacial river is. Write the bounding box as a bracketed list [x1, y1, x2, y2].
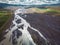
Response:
[0, 8, 50, 45]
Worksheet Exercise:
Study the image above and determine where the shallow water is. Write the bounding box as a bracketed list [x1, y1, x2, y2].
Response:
[0, 8, 50, 45]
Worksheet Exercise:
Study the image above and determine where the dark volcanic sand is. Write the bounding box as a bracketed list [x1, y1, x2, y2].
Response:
[0, 12, 60, 45]
[19, 13, 60, 45]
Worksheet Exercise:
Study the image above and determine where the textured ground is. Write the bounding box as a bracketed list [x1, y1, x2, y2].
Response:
[0, 7, 60, 45]
[19, 13, 60, 45]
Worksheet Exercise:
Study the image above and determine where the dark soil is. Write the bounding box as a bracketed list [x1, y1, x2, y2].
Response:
[20, 13, 60, 45]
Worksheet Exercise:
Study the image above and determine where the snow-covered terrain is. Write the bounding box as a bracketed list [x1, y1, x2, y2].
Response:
[0, 0, 60, 5]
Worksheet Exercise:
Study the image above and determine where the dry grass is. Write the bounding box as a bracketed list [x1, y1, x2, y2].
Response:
[0, 9, 13, 34]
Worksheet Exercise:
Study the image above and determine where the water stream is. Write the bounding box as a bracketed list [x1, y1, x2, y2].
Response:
[0, 8, 49, 45]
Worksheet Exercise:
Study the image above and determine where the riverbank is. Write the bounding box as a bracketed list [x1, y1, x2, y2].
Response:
[0, 9, 14, 41]
[24, 13, 60, 45]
